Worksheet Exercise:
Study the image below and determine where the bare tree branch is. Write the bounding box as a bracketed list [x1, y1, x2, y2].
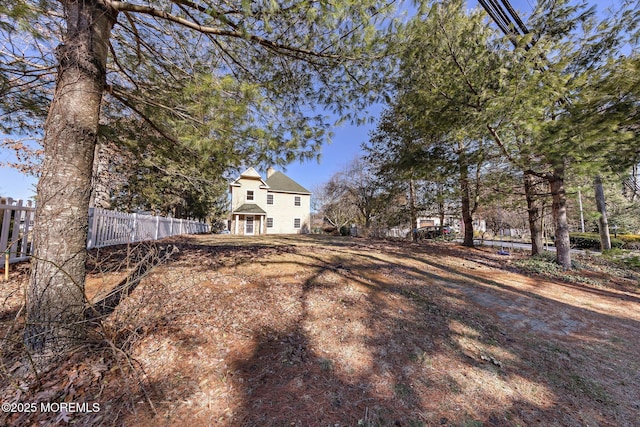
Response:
[107, 0, 343, 59]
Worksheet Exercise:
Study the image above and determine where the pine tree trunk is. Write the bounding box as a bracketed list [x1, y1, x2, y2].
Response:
[459, 148, 474, 247]
[594, 175, 611, 250]
[409, 179, 417, 242]
[438, 202, 445, 238]
[549, 168, 571, 269]
[524, 172, 543, 255]
[90, 140, 115, 209]
[25, 1, 117, 360]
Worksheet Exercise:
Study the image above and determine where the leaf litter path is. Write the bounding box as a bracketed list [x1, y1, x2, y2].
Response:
[2, 234, 640, 426]
[121, 234, 639, 427]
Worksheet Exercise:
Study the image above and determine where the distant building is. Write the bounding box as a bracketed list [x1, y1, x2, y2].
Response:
[229, 167, 311, 235]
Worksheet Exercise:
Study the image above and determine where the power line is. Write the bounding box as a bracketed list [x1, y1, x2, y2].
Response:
[478, 0, 534, 50]
[488, 0, 518, 34]
[502, 0, 530, 34]
[478, 0, 513, 40]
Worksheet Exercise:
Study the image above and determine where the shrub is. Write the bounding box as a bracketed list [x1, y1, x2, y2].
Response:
[618, 234, 640, 250]
[569, 233, 625, 249]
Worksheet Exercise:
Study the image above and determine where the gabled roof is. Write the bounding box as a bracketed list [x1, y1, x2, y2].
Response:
[230, 167, 268, 187]
[265, 171, 311, 194]
[232, 203, 267, 215]
[239, 167, 261, 179]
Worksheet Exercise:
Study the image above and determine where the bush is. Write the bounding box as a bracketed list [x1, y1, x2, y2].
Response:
[569, 233, 625, 249]
[618, 234, 640, 250]
[322, 225, 338, 235]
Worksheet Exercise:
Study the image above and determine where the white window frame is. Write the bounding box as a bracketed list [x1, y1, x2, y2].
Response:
[267, 194, 274, 205]
[294, 218, 301, 229]
[246, 190, 254, 201]
[266, 217, 273, 228]
[294, 196, 301, 206]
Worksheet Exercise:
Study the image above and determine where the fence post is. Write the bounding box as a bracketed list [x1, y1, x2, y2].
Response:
[21, 200, 33, 257]
[9, 199, 23, 259]
[155, 215, 160, 241]
[0, 198, 13, 256]
[87, 208, 94, 248]
[131, 212, 137, 243]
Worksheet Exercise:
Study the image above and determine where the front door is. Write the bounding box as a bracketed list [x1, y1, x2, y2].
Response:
[245, 216, 254, 235]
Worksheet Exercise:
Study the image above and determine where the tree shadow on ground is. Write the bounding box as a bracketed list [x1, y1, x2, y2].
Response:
[5, 235, 639, 426]
[225, 240, 640, 426]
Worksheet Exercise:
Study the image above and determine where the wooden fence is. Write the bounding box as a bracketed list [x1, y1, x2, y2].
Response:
[1, 198, 209, 264]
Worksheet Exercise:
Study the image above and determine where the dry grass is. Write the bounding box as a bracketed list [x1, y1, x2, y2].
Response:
[1, 234, 640, 426]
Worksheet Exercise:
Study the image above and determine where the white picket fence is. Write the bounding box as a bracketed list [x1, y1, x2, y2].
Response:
[1, 198, 210, 264]
[0, 198, 36, 264]
[87, 208, 209, 249]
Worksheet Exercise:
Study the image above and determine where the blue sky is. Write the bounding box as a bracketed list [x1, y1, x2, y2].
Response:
[3, 0, 613, 203]
[0, 153, 37, 201]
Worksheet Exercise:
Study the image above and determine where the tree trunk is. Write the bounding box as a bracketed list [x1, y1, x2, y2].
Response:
[549, 169, 571, 269]
[594, 175, 611, 251]
[524, 172, 544, 255]
[90, 140, 115, 209]
[438, 193, 445, 239]
[459, 148, 474, 247]
[409, 179, 417, 242]
[25, 1, 117, 360]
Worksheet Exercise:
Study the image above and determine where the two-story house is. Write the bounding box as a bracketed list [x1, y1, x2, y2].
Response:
[229, 167, 311, 235]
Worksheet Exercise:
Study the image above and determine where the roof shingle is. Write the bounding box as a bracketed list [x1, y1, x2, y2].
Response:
[266, 171, 310, 194]
[233, 204, 267, 214]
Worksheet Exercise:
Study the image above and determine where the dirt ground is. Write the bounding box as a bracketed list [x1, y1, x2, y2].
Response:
[1, 234, 639, 426]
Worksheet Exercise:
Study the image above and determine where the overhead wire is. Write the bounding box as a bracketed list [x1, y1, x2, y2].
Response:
[477, 0, 512, 39]
[477, 0, 534, 50]
[502, 0, 530, 34]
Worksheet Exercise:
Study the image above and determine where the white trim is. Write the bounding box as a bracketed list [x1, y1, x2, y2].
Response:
[267, 190, 311, 195]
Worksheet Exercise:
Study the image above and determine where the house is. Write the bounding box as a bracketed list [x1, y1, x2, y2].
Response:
[229, 167, 311, 235]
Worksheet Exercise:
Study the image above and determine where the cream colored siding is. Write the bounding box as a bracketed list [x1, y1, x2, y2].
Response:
[264, 192, 311, 234]
[230, 168, 310, 235]
[231, 179, 267, 209]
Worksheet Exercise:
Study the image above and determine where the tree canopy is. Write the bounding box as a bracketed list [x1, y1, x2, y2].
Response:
[372, 0, 640, 266]
[0, 0, 403, 361]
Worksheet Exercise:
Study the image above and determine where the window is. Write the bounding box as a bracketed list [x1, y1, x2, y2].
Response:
[267, 194, 274, 205]
[246, 190, 254, 201]
[294, 218, 301, 228]
[294, 196, 301, 206]
[267, 218, 273, 228]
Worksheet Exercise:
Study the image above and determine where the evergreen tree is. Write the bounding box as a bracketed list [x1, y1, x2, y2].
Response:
[1, 0, 401, 361]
